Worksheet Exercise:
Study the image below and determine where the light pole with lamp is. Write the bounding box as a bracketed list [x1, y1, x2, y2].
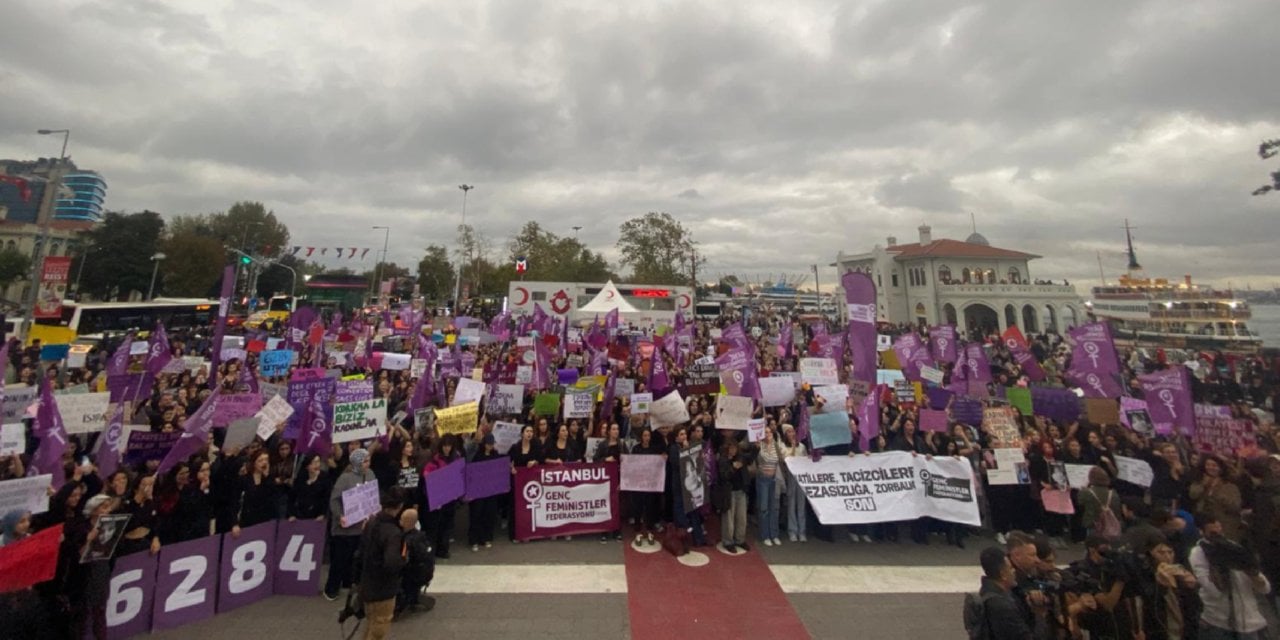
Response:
[453, 184, 473, 313]
[27, 129, 71, 315]
[371, 225, 390, 305]
[147, 252, 166, 300]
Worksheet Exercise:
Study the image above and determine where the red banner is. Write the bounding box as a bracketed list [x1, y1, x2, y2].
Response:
[0, 524, 62, 593]
[514, 462, 620, 541]
[34, 256, 72, 320]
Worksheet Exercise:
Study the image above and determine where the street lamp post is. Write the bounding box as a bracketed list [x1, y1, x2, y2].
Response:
[27, 129, 71, 313]
[372, 225, 390, 304]
[453, 184, 473, 312]
[147, 252, 166, 300]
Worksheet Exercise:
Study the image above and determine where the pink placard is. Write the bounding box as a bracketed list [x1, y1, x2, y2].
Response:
[919, 408, 949, 432]
[1041, 488, 1075, 515]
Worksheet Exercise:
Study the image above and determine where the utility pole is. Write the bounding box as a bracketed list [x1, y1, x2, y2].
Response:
[453, 184, 473, 312]
[811, 264, 821, 316]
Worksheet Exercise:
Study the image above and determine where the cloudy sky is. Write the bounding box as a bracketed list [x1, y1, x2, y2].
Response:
[3, 0, 1278, 290]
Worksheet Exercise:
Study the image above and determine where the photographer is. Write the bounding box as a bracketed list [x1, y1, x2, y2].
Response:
[358, 489, 408, 640]
[975, 546, 1036, 640]
[1005, 531, 1052, 638]
[1189, 513, 1271, 639]
[1064, 535, 1138, 639]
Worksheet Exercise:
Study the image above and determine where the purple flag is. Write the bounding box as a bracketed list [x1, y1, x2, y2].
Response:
[30, 379, 69, 488]
[145, 322, 172, 377]
[599, 372, 616, 424]
[796, 401, 810, 446]
[778, 322, 793, 360]
[286, 306, 317, 352]
[674, 308, 686, 333]
[238, 359, 259, 394]
[297, 392, 332, 457]
[1138, 366, 1194, 435]
[1030, 387, 1082, 424]
[929, 325, 958, 364]
[95, 403, 127, 479]
[533, 303, 551, 335]
[961, 343, 992, 383]
[532, 338, 552, 391]
[842, 272, 877, 395]
[648, 352, 671, 395]
[208, 265, 236, 389]
[410, 342, 438, 411]
[716, 343, 760, 401]
[893, 333, 930, 381]
[856, 385, 882, 450]
[1066, 322, 1122, 398]
[1001, 326, 1045, 382]
[604, 307, 619, 332]
[107, 334, 133, 378]
[158, 386, 223, 474]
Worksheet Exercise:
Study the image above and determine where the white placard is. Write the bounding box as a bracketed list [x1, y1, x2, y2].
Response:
[493, 421, 523, 454]
[515, 366, 533, 385]
[253, 395, 295, 440]
[563, 392, 594, 419]
[630, 392, 653, 415]
[57, 392, 111, 434]
[800, 358, 839, 386]
[1064, 463, 1094, 490]
[919, 366, 945, 385]
[332, 398, 387, 444]
[0, 474, 52, 515]
[0, 423, 24, 456]
[380, 353, 411, 371]
[1114, 455, 1153, 488]
[489, 384, 524, 415]
[452, 378, 487, 407]
[649, 391, 690, 428]
[876, 334, 892, 351]
[67, 344, 92, 369]
[2, 385, 37, 423]
[714, 395, 753, 430]
[760, 376, 796, 407]
[747, 417, 767, 442]
[813, 384, 849, 414]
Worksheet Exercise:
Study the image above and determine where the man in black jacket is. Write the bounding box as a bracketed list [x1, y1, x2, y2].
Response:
[359, 489, 407, 640]
[978, 546, 1036, 640]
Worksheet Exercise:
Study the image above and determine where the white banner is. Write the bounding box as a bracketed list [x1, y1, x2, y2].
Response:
[452, 378, 487, 406]
[0, 423, 24, 456]
[0, 474, 52, 515]
[1114, 455, 1153, 488]
[564, 392, 594, 419]
[649, 391, 689, 427]
[58, 392, 111, 434]
[490, 384, 524, 415]
[800, 358, 839, 386]
[493, 421, 523, 454]
[760, 377, 795, 407]
[331, 398, 387, 444]
[785, 452, 980, 527]
[714, 395, 753, 429]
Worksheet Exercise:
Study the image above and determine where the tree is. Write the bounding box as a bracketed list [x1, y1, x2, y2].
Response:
[616, 212, 704, 285]
[0, 247, 31, 292]
[416, 245, 453, 302]
[79, 211, 165, 300]
[506, 221, 614, 284]
[1252, 139, 1280, 195]
[256, 254, 307, 298]
[160, 232, 225, 297]
[208, 202, 291, 256]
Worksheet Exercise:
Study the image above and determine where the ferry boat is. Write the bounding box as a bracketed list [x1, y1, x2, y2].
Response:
[1087, 223, 1263, 353]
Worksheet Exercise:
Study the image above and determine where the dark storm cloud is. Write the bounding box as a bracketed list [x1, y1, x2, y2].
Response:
[1, 0, 1277, 287]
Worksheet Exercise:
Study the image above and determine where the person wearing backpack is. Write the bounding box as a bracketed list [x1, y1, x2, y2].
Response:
[966, 546, 1035, 639]
[1078, 466, 1123, 540]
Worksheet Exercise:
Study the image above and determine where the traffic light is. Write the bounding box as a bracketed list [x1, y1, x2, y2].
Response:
[240, 255, 252, 265]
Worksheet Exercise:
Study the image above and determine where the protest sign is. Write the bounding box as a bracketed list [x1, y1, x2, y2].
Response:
[254, 394, 295, 441]
[800, 358, 839, 386]
[211, 393, 263, 427]
[223, 418, 260, 451]
[772, 371, 802, 389]
[2, 384, 37, 422]
[919, 365, 945, 385]
[785, 452, 980, 526]
[452, 378, 487, 406]
[649, 391, 689, 427]
[1064, 463, 1094, 490]
[679, 444, 706, 509]
[464, 456, 511, 501]
[1084, 398, 1119, 425]
[810, 411, 852, 449]
[1194, 415, 1256, 455]
[0, 423, 22, 456]
[683, 360, 720, 395]
[284, 369, 335, 440]
[0, 474, 52, 515]
[259, 381, 284, 402]
[986, 448, 1029, 486]
[217, 521, 276, 613]
[514, 462, 620, 541]
[124, 431, 181, 465]
[563, 392, 594, 419]
[614, 377, 635, 399]
[515, 365, 533, 385]
[747, 417, 767, 442]
[877, 369, 906, 386]
[919, 408, 949, 432]
[426, 458, 466, 510]
[334, 379, 373, 404]
[760, 376, 795, 407]
[532, 392, 560, 416]
[152, 536, 220, 630]
[1006, 387, 1033, 416]
[66, 343, 92, 369]
[714, 394, 753, 429]
[380, 353, 411, 371]
[435, 401, 479, 436]
[341, 481, 381, 525]
[629, 392, 652, 415]
[54, 391, 110, 434]
[260, 350, 292, 377]
[273, 519, 325, 596]
[620, 454, 666, 492]
[331, 398, 386, 444]
[1041, 489, 1074, 515]
[983, 407, 1022, 448]
[489, 384, 524, 415]
[410, 358, 428, 380]
[1114, 455, 1154, 488]
[493, 421, 523, 455]
[814, 384, 849, 414]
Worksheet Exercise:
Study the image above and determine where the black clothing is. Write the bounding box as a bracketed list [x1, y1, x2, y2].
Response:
[289, 473, 331, 520]
[235, 475, 278, 528]
[175, 484, 214, 541]
[978, 577, 1035, 640]
[358, 511, 407, 603]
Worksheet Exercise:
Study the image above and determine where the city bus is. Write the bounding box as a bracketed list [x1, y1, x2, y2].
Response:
[26, 298, 221, 345]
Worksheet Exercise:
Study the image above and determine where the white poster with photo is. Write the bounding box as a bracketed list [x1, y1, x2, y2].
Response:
[714, 395, 753, 430]
[985, 448, 1029, 486]
[800, 358, 839, 386]
[785, 452, 980, 527]
[649, 391, 689, 428]
[630, 393, 653, 415]
[813, 384, 849, 414]
[58, 392, 111, 434]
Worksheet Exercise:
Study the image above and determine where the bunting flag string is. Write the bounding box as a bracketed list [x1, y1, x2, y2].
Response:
[292, 247, 375, 259]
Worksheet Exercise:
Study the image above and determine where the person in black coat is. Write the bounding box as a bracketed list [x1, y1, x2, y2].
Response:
[358, 489, 408, 639]
[232, 449, 279, 534]
[176, 460, 215, 541]
[289, 454, 331, 521]
[467, 435, 502, 550]
[976, 546, 1036, 640]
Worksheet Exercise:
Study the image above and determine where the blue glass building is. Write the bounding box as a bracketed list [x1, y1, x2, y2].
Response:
[54, 171, 107, 222]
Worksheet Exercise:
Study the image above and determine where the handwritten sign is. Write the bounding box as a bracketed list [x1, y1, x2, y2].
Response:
[57, 392, 110, 434]
[630, 393, 653, 415]
[800, 358, 839, 386]
[563, 392, 594, 420]
[435, 402, 479, 436]
[341, 481, 380, 525]
[332, 398, 387, 444]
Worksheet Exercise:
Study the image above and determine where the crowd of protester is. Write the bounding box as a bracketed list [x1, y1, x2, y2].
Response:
[0, 301, 1276, 640]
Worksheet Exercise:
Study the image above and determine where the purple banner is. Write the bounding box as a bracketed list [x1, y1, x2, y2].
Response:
[284, 368, 335, 440]
[105, 551, 158, 640]
[152, 535, 220, 631]
[928, 325, 958, 364]
[123, 431, 181, 466]
[211, 393, 262, 427]
[1066, 322, 1122, 398]
[951, 397, 985, 426]
[1030, 387, 1082, 424]
[30, 379, 68, 488]
[961, 343, 992, 383]
[273, 519, 327, 596]
[217, 521, 276, 613]
[426, 458, 466, 511]
[856, 386, 880, 449]
[464, 456, 512, 501]
[334, 379, 374, 404]
[1138, 366, 1194, 435]
[842, 272, 877, 395]
[925, 386, 953, 410]
[715, 345, 760, 401]
[208, 265, 236, 389]
[557, 368, 580, 386]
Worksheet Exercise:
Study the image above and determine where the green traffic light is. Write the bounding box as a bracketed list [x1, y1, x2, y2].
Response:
[240, 255, 252, 264]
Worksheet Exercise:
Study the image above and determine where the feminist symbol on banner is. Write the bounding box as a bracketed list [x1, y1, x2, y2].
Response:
[1158, 389, 1177, 418]
[1083, 342, 1100, 368]
[937, 337, 948, 356]
[1085, 373, 1105, 397]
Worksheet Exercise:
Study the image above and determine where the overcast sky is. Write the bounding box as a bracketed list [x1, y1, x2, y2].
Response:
[3, 0, 1278, 290]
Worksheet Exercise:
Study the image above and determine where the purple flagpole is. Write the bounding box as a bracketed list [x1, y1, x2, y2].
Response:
[208, 265, 236, 389]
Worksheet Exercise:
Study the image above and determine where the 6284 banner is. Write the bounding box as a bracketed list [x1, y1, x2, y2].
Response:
[102, 519, 325, 639]
[785, 452, 981, 527]
[514, 461, 620, 542]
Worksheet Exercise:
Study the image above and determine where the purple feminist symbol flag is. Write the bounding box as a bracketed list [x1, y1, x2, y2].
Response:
[1138, 366, 1194, 435]
[410, 342, 438, 411]
[648, 351, 671, 395]
[929, 325, 958, 364]
[892, 333, 930, 381]
[298, 393, 331, 457]
[716, 342, 760, 401]
[158, 386, 223, 474]
[1066, 322, 1122, 398]
[778, 322, 793, 360]
[208, 265, 237, 389]
[532, 338, 552, 391]
[604, 307, 619, 333]
[842, 272, 877, 395]
[962, 343, 992, 383]
[599, 372, 616, 423]
[287, 306, 317, 351]
[96, 403, 127, 479]
[30, 379, 69, 489]
[856, 385, 882, 450]
[145, 321, 173, 377]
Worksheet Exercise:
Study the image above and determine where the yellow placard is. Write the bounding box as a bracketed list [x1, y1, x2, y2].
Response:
[435, 401, 479, 436]
[574, 376, 607, 390]
[445, 334, 457, 345]
[471, 367, 485, 381]
[881, 350, 901, 370]
[341, 374, 366, 381]
[913, 382, 924, 405]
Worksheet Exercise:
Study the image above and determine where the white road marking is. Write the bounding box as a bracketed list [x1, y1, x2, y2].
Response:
[769, 565, 977, 594]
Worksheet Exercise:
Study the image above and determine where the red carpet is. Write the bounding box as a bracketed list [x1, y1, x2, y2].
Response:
[624, 520, 811, 640]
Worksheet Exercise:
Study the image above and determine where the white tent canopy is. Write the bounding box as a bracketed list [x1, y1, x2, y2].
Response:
[576, 280, 641, 316]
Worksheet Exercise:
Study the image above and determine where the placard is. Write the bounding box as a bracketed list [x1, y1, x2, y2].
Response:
[813, 384, 849, 414]
[1041, 488, 1075, 515]
[0, 474, 52, 516]
[331, 398, 387, 444]
[259, 350, 293, 377]
[211, 394, 263, 428]
[1193, 415, 1256, 455]
[223, 418, 260, 451]
[2, 385, 37, 422]
[493, 421, 523, 455]
[620, 454, 666, 492]
[124, 432, 180, 465]
[0, 423, 22, 456]
[380, 353, 411, 371]
[489, 384, 524, 415]
[649, 391, 689, 428]
[217, 521, 276, 613]
[614, 378, 636, 399]
[760, 376, 795, 407]
[919, 408, 949, 432]
[533, 393, 561, 416]
[1083, 398, 1119, 425]
[341, 480, 381, 525]
[714, 394, 753, 429]
[563, 392, 594, 420]
[452, 378, 487, 406]
[464, 456, 511, 501]
[809, 411, 852, 449]
[273, 519, 326, 596]
[426, 458, 466, 511]
[152, 535, 220, 630]
[986, 448, 1028, 485]
[983, 407, 1022, 448]
[629, 392, 652, 415]
[254, 395, 295, 440]
[683, 361, 720, 395]
[1112, 455, 1153, 488]
[800, 358, 839, 386]
[919, 366, 945, 385]
[1064, 463, 1094, 490]
[434, 401, 479, 436]
[747, 417, 767, 443]
[786, 452, 980, 526]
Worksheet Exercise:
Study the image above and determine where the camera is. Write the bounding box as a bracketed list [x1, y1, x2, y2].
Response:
[1201, 535, 1261, 575]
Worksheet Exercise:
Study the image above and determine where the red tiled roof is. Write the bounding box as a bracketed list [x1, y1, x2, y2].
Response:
[887, 238, 1038, 260]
